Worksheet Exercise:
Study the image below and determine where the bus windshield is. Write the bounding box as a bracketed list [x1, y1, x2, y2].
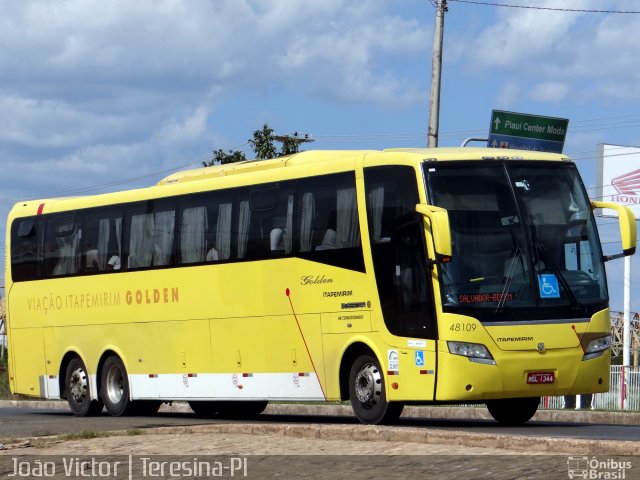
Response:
[425, 161, 608, 322]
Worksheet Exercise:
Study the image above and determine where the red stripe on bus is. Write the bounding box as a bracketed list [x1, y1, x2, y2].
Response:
[37, 203, 45, 215]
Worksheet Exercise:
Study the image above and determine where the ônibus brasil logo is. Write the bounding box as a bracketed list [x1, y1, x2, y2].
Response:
[612, 169, 640, 204]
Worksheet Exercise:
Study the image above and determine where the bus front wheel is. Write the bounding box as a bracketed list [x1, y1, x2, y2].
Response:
[348, 353, 403, 425]
[486, 397, 540, 425]
[65, 357, 103, 416]
[100, 356, 133, 416]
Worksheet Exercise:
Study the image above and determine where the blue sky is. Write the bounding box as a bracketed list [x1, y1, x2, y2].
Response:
[0, 0, 639, 310]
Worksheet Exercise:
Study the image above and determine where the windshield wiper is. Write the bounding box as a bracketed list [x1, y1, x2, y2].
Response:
[495, 245, 522, 314]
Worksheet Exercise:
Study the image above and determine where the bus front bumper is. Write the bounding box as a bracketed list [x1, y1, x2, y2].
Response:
[434, 347, 610, 401]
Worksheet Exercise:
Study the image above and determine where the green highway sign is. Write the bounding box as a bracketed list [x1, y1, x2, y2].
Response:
[488, 110, 569, 153]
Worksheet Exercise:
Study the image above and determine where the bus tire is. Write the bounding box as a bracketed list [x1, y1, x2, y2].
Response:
[348, 353, 403, 425]
[486, 397, 540, 425]
[100, 356, 132, 417]
[65, 357, 103, 417]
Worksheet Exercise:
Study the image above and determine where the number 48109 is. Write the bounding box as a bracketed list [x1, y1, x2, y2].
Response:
[449, 322, 476, 332]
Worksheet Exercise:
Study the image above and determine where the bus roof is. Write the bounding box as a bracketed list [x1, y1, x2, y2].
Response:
[157, 147, 570, 186]
[8, 147, 571, 218]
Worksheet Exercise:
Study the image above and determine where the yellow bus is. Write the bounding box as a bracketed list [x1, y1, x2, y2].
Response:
[4, 147, 636, 425]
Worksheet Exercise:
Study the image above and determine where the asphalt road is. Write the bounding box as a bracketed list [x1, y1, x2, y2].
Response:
[1, 406, 639, 444]
[3, 404, 639, 479]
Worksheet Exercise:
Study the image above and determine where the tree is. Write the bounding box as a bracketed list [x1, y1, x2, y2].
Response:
[279, 136, 303, 156]
[202, 149, 246, 167]
[204, 123, 312, 167]
[250, 123, 277, 160]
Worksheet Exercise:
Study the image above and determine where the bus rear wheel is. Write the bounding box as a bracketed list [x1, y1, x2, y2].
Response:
[100, 356, 133, 416]
[65, 357, 103, 416]
[348, 353, 403, 425]
[486, 397, 540, 425]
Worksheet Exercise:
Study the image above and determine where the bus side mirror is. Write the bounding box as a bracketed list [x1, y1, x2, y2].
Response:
[416, 203, 452, 262]
[591, 201, 637, 261]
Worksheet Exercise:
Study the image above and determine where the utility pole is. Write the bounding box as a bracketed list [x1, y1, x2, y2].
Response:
[427, 0, 447, 148]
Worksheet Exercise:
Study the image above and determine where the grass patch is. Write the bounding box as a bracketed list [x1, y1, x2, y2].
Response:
[126, 428, 144, 436]
[0, 348, 11, 400]
[0, 348, 30, 401]
[59, 431, 113, 441]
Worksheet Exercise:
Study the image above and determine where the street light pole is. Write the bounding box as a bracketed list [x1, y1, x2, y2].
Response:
[427, 0, 447, 148]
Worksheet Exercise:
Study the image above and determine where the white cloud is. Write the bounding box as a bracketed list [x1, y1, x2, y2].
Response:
[0, 0, 432, 205]
[530, 82, 570, 103]
[0, 95, 127, 149]
[155, 106, 210, 146]
[456, 0, 640, 104]
[0, 0, 428, 104]
[495, 82, 521, 108]
[468, 4, 582, 69]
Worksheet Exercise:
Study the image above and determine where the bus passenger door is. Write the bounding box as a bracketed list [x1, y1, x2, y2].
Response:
[392, 218, 437, 341]
[364, 165, 437, 401]
[372, 215, 438, 401]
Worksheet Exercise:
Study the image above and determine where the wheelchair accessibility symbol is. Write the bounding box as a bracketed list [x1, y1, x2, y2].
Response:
[538, 274, 560, 299]
[415, 351, 425, 367]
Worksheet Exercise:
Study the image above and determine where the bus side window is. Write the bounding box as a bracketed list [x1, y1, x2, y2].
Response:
[11, 217, 43, 282]
[238, 184, 294, 261]
[178, 191, 235, 264]
[296, 172, 364, 272]
[43, 214, 83, 277]
[83, 209, 123, 273]
[125, 201, 176, 270]
[180, 205, 208, 264]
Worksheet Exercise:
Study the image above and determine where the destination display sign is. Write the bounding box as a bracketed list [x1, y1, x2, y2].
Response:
[488, 110, 568, 153]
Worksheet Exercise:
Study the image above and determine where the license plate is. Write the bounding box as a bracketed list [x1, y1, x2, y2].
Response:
[527, 372, 555, 384]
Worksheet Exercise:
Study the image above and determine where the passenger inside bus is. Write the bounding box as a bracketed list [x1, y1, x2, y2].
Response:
[106, 255, 121, 270]
[84, 244, 99, 271]
[315, 228, 336, 250]
[270, 228, 285, 253]
[206, 247, 219, 261]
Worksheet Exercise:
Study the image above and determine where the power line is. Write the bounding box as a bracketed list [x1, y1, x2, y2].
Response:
[1, 117, 639, 204]
[448, 0, 640, 14]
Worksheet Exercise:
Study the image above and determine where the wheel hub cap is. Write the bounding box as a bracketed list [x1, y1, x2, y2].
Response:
[354, 363, 382, 406]
[105, 365, 124, 404]
[69, 367, 88, 402]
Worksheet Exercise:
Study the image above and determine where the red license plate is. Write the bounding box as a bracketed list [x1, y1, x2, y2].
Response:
[527, 372, 555, 384]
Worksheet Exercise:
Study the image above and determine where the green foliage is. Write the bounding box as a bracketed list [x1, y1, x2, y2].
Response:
[250, 123, 277, 160]
[59, 431, 113, 441]
[202, 149, 247, 167]
[204, 123, 311, 167]
[0, 348, 11, 399]
[280, 136, 303, 156]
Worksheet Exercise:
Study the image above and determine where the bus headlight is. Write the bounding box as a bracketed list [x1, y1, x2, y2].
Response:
[447, 341, 496, 365]
[583, 334, 612, 360]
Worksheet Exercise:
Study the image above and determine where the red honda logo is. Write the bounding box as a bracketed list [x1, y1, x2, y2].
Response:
[612, 169, 640, 196]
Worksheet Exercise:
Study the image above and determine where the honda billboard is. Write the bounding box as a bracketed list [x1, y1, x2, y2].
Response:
[597, 144, 640, 220]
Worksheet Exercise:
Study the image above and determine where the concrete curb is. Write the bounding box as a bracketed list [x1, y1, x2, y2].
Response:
[3, 400, 640, 425]
[2, 400, 639, 455]
[141, 422, 640, 456]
